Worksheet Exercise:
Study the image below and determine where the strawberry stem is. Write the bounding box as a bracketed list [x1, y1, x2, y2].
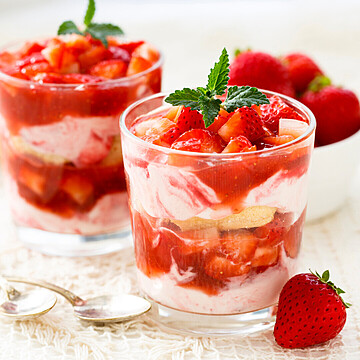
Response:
[308, 75, 331, 92]
[310, 269, 351, 308]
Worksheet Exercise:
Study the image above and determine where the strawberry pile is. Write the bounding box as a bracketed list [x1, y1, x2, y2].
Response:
[274, 270, 350, 349]
[132, 95, 308, 154]
[229, 50, 360, 146]
[0, 34, 159, 84]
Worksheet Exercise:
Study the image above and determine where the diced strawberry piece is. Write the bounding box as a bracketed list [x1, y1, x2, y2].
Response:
[107, 46, 131, 62]
[19, 42, 45, 57]
[78, 45, 108, 71]
[279, 118, 309, 138]
[132, 43, 159, 62]
[18, 166, 46, 197]
[251, 246, 279, 267]
[63, 34, 91, 53]
[171, 129, 225, 153]
[164, 106, 182, 121]
[126, 56, 152, 76]
[60, 51, 79, 73]
[89, 59, 127, 79]
[222, 135, 254, 153]
[61, 73, 103, 84]
[41, 38, 65, 69]
[61, 175, 94, 206]
[15, 52, 46, 68]
[20, 61, 53, 78]
[204, 255, 251, 280]
[174, 106, 204, 132]
[109, 38, 144, 55]
[32, 73, 64, 84]
[220, 231, 258, 264]
[218, 107, 265, 143]
[260, 95, 306, 133]
[262, 134, 295, 146]
[141, 118, 181, 147]
[207, 109, 230, 133]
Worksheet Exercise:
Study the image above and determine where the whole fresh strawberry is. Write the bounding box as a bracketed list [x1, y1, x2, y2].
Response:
[282, 53, 323, 94]
[228, 50, 295, 97]
[300, 76, 360, 145]
[274, 270, 350, 349]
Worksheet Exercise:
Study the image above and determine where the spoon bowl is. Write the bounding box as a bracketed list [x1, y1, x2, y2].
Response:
[0, 286, 57, 320]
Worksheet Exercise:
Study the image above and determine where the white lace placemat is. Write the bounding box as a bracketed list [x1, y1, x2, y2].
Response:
[0, 186, 359, 360]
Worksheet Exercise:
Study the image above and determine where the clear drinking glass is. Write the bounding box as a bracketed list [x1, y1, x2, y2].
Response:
[120, 91, 315, 335]
[0, 41, 163, 256]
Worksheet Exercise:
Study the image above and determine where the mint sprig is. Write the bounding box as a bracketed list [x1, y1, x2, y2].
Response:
[165, 48, 270, 128]
[57, 0, 123, 48]
[310, 269, 351, 309]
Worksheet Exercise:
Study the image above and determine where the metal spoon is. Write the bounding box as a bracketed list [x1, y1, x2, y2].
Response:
[0, 276, 57, 320]
[3, 275, 151, 323]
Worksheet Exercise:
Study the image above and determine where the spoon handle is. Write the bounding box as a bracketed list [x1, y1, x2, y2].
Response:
[3, 275, 85, 306]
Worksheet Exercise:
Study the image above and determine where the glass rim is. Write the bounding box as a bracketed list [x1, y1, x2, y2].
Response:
[0, 37, 164, 88]
[120, 89, 316, 158]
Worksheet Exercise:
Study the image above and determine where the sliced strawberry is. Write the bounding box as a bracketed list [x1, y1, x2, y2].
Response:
[222, 135, 254, 153]
[89, 59, 127, 79]
[220, 231, 258, 264]
[126, 56, 152, 76]
[174, 106, 204, 132]
[164, 106, 182, 121]
[260, 95, 306, 133]
[141, 118, 181, 147]
[207, 109, 230, 133]
[61, 175, 94, 206]
[132, 43, 159, 62]
[41, 38, 65, 69]
[115, 41, 145, 55]
[107, 46, 131, 62]
[171, 129, 225, 153]
[19, 42, 45, 57]
[218, 107, 265, 143]
[278, 118, 309, 138]
[63, 34, 91, 54]
[78, 45, 108, 72]
[251, 246, 279, 267]
[15, 52, 46, 68]
[20, 61, 53, 78]
[204, 255, 251, 280]
[262, 135, 295, 146]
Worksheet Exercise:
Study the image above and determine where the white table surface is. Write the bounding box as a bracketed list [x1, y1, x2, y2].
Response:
[0, 1, 359, 359]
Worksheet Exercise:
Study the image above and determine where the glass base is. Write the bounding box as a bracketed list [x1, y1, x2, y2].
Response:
[16, 226, 132, 257]
[146, 300, 276, 336]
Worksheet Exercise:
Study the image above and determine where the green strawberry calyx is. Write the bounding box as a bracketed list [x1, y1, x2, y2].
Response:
[310, 269, 351, 308]
[308, 75, 332, 92]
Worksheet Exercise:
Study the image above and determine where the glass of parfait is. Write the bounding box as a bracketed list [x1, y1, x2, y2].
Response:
[120, 90, 315, 335]
[0, 34, 162, 256]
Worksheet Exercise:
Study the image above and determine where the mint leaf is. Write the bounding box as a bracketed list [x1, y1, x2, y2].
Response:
[57, 21, 82, 35]
[165, 88, 201, 111]
[86, 23, 124, 47]
[206, 48, 229, 96]
[198, 95, 221, 127]
[84, 0, 96, 26]
[223, 85, 269, 113]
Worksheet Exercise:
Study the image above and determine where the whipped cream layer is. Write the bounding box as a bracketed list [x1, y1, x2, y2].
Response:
[125, 156, 308, 221]
[8, 178, 129, 235]
[19, 114, 120, 166]
[138, 252, 296, 314]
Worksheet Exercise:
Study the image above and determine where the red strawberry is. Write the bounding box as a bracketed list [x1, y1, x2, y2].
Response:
[115, 41, 145, 55]
[174, 106, 204, 132]
[222, 135, 255, 153]
[89, 59, 127, 79]
[220, 231, 258, 263]
[282, 53, 323, 94]
[204, 255, 251, 280]
[171, 129, 225, 153]
[228, 50, 295, 97]
[300, 77, 360, 145]
[274, 270, 350, 348]
[218, 106, 265, 143]
[126, 56, 152, 76]
[207, 109, 230, 133]
[260, 95, 306, 133]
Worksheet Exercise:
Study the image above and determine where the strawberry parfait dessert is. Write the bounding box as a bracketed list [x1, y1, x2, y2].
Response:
[0, 1, 162, 255]
[121, 49, 315, 335]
